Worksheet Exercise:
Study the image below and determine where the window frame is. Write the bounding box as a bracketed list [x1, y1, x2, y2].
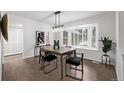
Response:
[62, 23, 99, 51]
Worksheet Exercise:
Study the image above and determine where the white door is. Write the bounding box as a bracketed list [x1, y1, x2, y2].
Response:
[4, 27, 23, 56]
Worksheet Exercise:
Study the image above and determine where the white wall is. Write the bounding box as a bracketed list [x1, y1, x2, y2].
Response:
[119, 12, 124, 53]
[65, 12, 116, 64]
[0, 12, 2, 81]
[0, 29, 4, 81]
[0, 35, 1, 81]
[119, 12, 124, 80]
[116, 11, 124, 80]
[8, 13, 51, 59]
[0, 11, 6, 80]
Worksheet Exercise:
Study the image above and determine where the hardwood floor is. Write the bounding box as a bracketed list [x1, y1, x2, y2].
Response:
[2, 54, 117, 81]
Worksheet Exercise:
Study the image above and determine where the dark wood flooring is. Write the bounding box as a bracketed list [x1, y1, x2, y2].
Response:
[2, 54, 117, 81]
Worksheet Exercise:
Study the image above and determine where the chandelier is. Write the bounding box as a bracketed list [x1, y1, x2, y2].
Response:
[52, 11, 64, 31]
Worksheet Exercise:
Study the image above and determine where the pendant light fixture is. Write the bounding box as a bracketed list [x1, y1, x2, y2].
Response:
[52, 11, 64, 32]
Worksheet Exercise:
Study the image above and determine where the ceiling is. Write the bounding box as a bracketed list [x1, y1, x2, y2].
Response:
[8, 11, 107, 25]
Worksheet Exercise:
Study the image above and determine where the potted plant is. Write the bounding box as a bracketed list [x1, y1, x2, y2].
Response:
[101, 37, 112, 56]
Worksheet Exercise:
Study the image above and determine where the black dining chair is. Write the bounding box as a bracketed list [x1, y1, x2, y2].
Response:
[65, 51, 84, 80]
[39, 48, 58, 74]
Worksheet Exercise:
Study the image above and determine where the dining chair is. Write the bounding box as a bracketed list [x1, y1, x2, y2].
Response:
[65, 51, 84, 80]
[39, 48, 58, 74]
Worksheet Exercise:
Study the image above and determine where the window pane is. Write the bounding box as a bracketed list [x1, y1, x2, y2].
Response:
[83, 28, 88, 42]
[46, 32, 49, 44]
[92, 26, 96, 48]
[71, 29, 82, 46]
[79, 29, 82, 44]
[63, 38, 68, 45]
[63, 31, 68, 45]
[71, 33, 74, 45]
[82, 28, 88, 46]
[75, 33, 77, 45]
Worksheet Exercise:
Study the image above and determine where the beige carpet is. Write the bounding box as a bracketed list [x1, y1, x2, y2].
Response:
[3, 54, 117, 81]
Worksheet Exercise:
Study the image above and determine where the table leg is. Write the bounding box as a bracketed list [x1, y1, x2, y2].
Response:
[34, 47, 35, 57]
[39, 48, 41, 64]
[60, 55, 63, 80]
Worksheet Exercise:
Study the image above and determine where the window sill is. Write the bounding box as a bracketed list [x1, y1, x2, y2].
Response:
[71, 46, 98, 51]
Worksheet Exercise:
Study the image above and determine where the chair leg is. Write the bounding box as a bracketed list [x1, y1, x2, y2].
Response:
[74, 66, 77, 75]
[43, 61, 49, 74]
[42, 62, 49, 74]
[65, 63, 67, 76]
[65, 53, 84, 80]
[42, 59, 58, 74]
[40, 60, 43, 70]
[66, 62, 83, 81]
[70, 64, 71, 69]
[39, 56, 41, 64]
[40, 60, 50, 69]
[81, 61, 83, 80]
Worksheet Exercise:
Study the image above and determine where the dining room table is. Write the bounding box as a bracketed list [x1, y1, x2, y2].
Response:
[39, 45, 76, 80]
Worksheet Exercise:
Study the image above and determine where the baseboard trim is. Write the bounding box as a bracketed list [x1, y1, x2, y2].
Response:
[84, 57, 115, 66]
[4, 53, 23, 57]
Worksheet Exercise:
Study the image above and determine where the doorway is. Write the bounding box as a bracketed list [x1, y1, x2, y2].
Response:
[4, 26, 23, 63]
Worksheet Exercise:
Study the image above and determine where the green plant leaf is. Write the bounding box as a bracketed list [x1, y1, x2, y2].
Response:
[101, 36, 112, 54]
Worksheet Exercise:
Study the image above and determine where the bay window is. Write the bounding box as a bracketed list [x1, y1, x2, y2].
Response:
[62, 23, 98, 50]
